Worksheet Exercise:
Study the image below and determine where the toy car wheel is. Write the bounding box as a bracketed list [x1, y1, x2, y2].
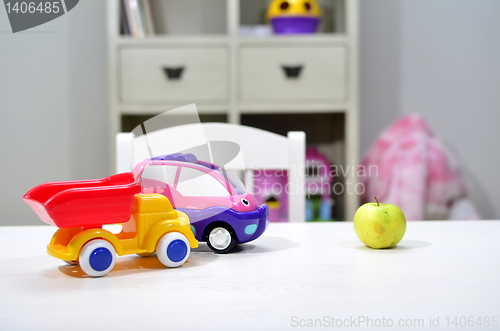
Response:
[206, 225, 237, 254]
[157, 232, 190, 268]
[64, 260, 79, 265]
[79, 239, 116, 277]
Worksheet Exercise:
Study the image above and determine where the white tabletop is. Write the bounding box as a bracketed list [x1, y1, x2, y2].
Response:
[1, 221, 499, 331]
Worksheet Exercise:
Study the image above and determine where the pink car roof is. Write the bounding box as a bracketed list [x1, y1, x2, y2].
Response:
[133, 159, 238, 196]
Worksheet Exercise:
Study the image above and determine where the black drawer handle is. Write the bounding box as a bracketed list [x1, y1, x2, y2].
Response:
[282, 65, 303, 78]
[163, 66, 185, 80]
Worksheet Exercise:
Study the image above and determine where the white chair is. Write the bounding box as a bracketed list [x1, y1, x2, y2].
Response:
[116, 123, 306, 222]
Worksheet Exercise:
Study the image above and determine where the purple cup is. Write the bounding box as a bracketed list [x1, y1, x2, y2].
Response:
[271, 16, 320, 34]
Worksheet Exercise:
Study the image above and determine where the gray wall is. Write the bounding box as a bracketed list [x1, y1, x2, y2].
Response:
[0, 0, 107, 225]
[360, 0, 500, 219]
[359, 0, 402, 157]
[1, 0, 498, 225]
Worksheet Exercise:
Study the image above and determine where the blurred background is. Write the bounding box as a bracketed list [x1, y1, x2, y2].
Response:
[1, 0, 499, 225]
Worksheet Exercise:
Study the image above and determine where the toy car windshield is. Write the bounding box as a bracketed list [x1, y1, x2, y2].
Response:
[214, 169, 247, 196]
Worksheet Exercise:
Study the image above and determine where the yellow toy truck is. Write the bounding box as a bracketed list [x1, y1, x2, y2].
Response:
[23, 173, 198, 277]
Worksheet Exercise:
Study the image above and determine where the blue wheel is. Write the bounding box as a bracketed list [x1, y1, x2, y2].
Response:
[157, 232, 190, 268]
[79, 240, 116, 277]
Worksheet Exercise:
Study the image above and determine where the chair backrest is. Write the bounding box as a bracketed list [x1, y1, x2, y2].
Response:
[116, 123, 306, 222]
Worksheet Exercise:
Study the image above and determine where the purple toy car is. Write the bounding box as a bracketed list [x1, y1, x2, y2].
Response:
[133, 153, 269, 253]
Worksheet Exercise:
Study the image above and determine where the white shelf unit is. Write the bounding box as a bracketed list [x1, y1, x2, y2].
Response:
[107, 0, 359, 221]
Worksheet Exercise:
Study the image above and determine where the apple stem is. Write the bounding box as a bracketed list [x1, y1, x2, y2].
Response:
[374, 197, 379, 206]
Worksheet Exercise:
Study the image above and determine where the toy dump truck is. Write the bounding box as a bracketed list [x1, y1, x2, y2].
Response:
[23, 172, 198, 277]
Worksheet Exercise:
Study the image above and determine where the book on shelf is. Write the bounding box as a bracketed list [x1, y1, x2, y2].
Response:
[120, 0, 130, 35]
[141, 0, 155, 35]
[121, 0, 155, 38]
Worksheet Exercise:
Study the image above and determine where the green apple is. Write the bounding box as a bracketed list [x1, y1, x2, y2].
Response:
[353, 197, 406, 249]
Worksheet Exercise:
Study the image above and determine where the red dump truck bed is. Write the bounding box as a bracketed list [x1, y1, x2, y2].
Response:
[23, 173, 141, 228]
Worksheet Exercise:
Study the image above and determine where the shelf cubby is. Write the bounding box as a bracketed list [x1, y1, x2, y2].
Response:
[121, 113, 228, 132]
[239, 0, 346, 36]
[241, 112, 347, 221]
[120, 0, 228, 37]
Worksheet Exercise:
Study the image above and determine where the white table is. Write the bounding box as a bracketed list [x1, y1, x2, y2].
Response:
[1, 222, 499, 331]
